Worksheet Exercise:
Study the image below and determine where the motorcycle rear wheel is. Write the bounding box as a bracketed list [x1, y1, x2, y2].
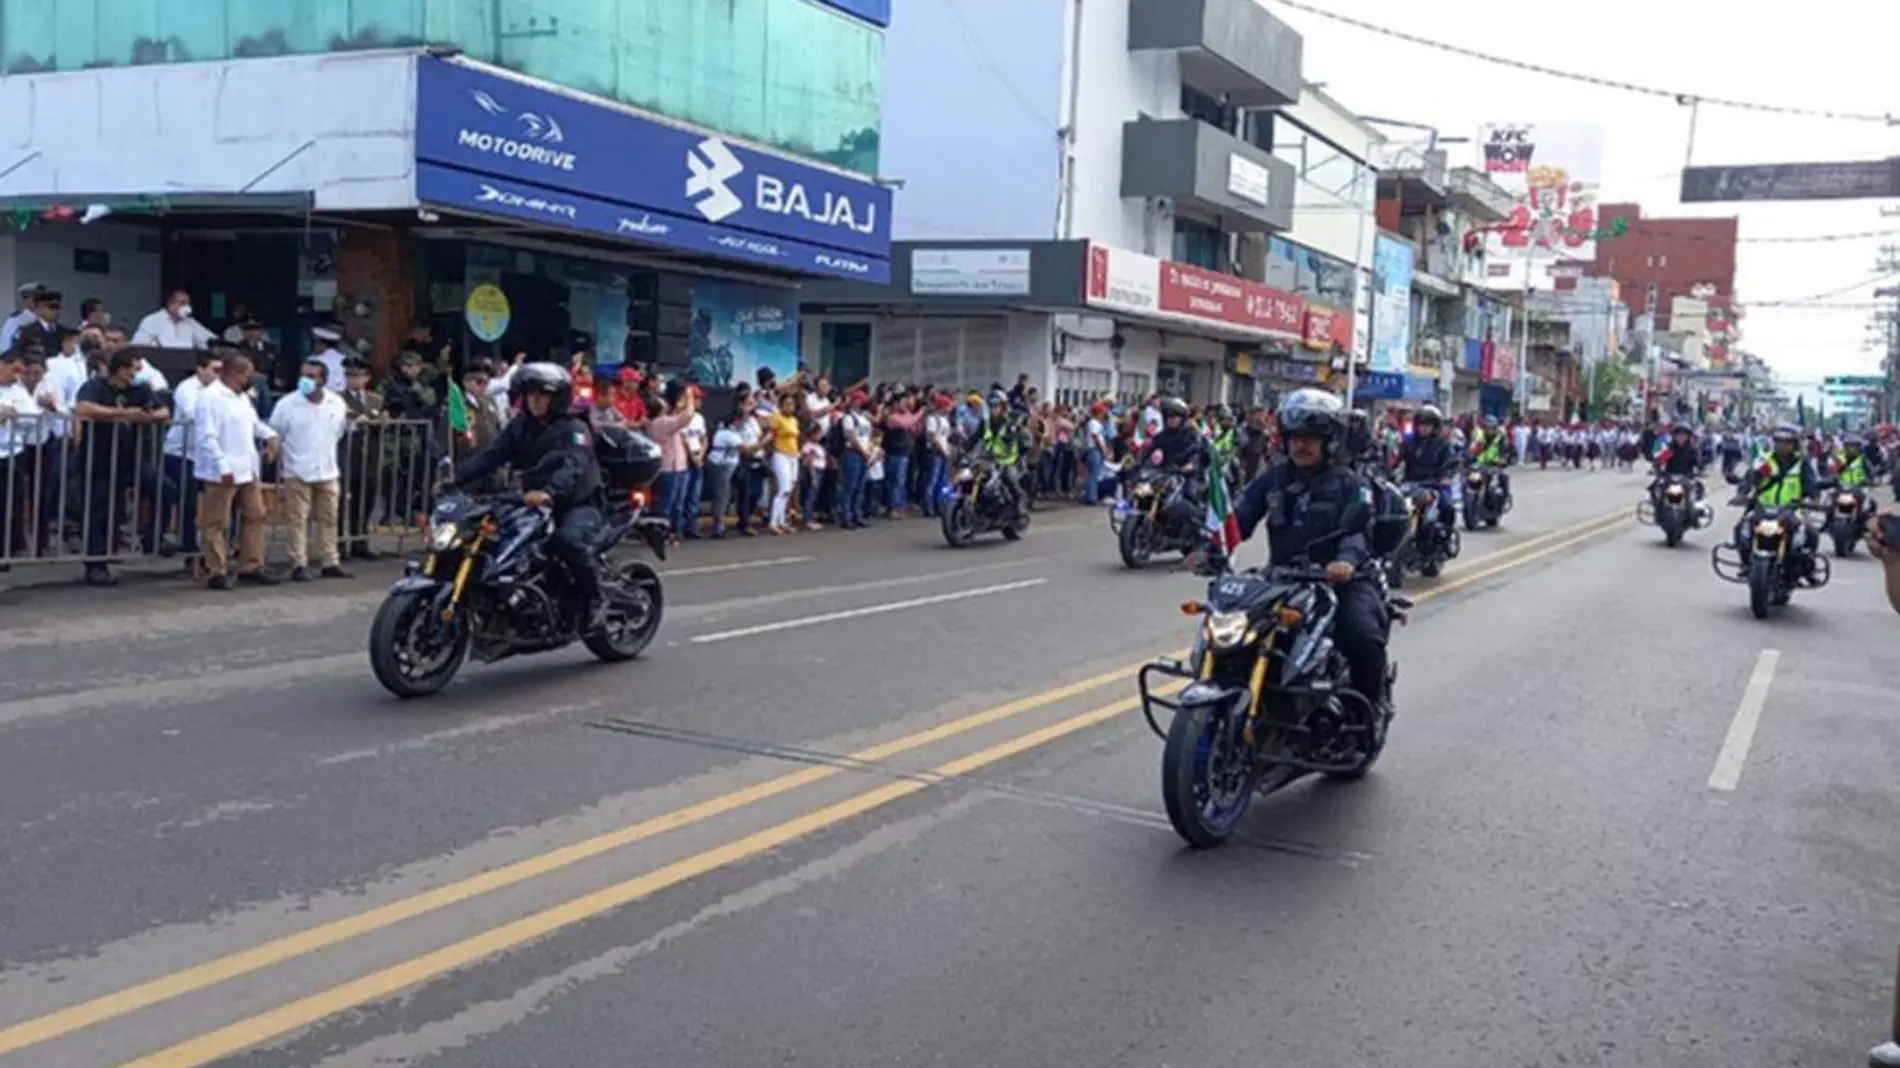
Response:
[1161, 699, 1259, 849]
[369, 589, 471, 699]
[584, 561, 664, 662]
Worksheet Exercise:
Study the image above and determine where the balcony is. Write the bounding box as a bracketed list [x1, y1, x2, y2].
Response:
[1122, 118, 1295, 233]
[1374, 145, 1448, 212]
[1128, 0, 1302, 108]
[1446, 166, 1515, 224]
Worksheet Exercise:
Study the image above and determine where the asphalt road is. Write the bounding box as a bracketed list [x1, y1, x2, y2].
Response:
[1, 467, 1896, 1068]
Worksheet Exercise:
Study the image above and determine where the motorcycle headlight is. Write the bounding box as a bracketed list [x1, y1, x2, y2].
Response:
[1666, 485, 1685, 498]
[955, 467, 972, 482]
[1204, 611, 1249, 650]
[1467, 473, 1483, 485]
[1756, 520, 1783, 536]
[429, 522, 461, 550]
[1132, 483, 1154, 498]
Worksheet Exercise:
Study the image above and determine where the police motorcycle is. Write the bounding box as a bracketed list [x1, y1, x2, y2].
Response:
[1114, 462, 1204, 569]
[940, 445, 1029, 547]
[1825, 483, 1870, 557]
[1636, 474, 1713, 548]
[1389, 480, 1460, 585]
[1710, 473, 1831, 621]
[1462, 460, 1511, 530]
[1138, 501, 1411, 849]
[368, 427, 670, 699]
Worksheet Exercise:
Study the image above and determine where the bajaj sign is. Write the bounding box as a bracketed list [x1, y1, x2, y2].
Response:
[685, 137, 879, 237]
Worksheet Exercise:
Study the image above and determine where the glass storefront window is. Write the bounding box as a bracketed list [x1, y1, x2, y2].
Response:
[1268, 237, 1355, 307]
[1267, 115, 1374, 210]
[1173, 218, 1225, 272]
[0, 0, 882, 175]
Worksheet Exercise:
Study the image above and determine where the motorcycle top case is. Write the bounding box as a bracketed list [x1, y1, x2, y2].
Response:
[595, 426, 662, 492]
[1364, 476, 1411, 557]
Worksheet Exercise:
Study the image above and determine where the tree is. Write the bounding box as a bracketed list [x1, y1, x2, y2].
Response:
[1587, 356, 1641, 418]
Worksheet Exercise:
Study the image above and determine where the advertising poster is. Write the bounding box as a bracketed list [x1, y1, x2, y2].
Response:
[1370, 235, 1415, 374]
[687, 280, 799, 388]
[464, 283, 512, 342]
[1477, 123, 1606, 289]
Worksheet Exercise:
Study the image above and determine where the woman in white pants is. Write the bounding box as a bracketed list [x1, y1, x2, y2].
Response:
[767, 404, 802, 535]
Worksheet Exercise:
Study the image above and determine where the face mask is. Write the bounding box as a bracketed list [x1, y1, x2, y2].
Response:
[96, 312, 111, 326]
[175, 305, 193, 320]
[297, 376, 319, 397]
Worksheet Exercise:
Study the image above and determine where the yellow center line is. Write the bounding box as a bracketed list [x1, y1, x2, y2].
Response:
[0, 507, 1632, 1061]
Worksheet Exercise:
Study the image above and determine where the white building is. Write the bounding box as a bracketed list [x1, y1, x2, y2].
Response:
[800, 0, 1379, 411]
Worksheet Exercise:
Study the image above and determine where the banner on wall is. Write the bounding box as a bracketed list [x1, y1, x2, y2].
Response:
[1369, 235, 1414, 374]
[687, 280, 799, 388]
[1477, 123, 1606, 289]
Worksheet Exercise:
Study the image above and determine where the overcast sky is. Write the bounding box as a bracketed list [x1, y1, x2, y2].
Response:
[1269, 0, 1900, 392]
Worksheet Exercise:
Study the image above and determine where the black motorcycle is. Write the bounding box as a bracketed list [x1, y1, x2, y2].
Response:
[1139, 559, 1407, 848]
[1462, 465, 1510, 530]
[1827, 485, 1869, 556]
[1114, 466, 1201, 569]
[1638, 474, 1711, 547]
[1389, 481, 1458, 587]
[940, 450, 1028, 547]
[1711, 503, 1831, 620]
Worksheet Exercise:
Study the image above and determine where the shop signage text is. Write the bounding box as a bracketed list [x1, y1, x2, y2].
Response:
[1158, 261, 1304, 336]
[911, 248, 1032, 296]
[415, 58, 892, 280]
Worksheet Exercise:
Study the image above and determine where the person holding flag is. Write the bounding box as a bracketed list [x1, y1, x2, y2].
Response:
[1194, 388, 1390, 718]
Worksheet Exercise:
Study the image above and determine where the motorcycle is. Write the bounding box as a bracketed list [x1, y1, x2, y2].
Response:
[1114, 466, 1202, 569]
[1138, 552, 1408, 849]
[1827, 485, 1868, 556]
[940, 450, 1029, 547]
[1636, 474, 1712, 547]
[1462, 465, 1511, 530]
[1710, 503, 1831, 620]
[1389, 482, 1458, 586]
[368, 428, 669, 699]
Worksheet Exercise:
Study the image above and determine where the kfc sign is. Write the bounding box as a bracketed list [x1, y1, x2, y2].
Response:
[1483, 126, 1535, 174]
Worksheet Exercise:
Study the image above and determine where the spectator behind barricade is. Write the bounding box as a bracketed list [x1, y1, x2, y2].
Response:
[162, 348, 225, 575]
[78, 296, 111, 333]
[0, 347, 27, 569]
[461, 366, 503, 452]
[607, 368, 646, 426]
[8, 348, 64, 565]
[882, 391, 923, 517]
[645, 380, 697, 543]
[194, 352, 279, 590]
[0, 281, 44, 351]
[705, 407, 744, 539]
[767, 393, 801, 535]
[337, 357, 383, 562]
[73, 349, 173, 585]
[310, 325, 347, 395]
[233, 316, 281, 391]
[132, 289, 215, 350]
[800, 419, 830, 531]
[921, 393, 955, 518]
[679, 384, 707, 539]
[1868, 513, 1900, 616]
[731, 385, 768, 536]
[269, 356, 352, 582]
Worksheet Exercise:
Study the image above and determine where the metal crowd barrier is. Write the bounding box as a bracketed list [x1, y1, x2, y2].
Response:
[1, 413, 440, 572]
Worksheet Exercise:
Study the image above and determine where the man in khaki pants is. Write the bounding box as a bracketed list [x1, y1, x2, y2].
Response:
[268, 356, 352, 581]
[193, 352, 279, 590]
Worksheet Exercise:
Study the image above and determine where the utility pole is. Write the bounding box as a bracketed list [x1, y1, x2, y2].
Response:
[1876, 240, 1900, 425]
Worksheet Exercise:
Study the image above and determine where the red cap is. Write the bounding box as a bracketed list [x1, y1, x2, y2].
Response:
[847, 389, 870, 407]
[618, 367, 642, 385]
[935, 392, 955, 410]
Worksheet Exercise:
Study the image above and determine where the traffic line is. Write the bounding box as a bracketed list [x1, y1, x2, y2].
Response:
[0, 508, 1627, 1061]
[687, 578, 1049, 644]
[1707, 649, 1780, 792]
[662, 556, 814, 577]
[113, 683, 1184, 1068]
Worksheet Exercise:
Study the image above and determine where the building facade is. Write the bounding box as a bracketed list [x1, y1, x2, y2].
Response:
[1577, 204, 1738, 338]
[0, 0, 893, 381]
[801, 0, 1380, 412]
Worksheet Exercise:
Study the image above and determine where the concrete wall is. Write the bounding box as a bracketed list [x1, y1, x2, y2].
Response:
[0, 51, 416, 211]
[8, 224, 164, 326]
[880, 0, 1066, 241]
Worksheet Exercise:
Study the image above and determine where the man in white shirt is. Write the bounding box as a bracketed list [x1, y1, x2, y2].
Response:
[132, 289, 216, 350]
[162, 349, 224, 565]
[269, 356, 352, 581]
[193, 352, 280, 589]
[0, 282, 46, 352]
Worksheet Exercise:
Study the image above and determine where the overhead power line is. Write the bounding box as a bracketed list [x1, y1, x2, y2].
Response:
[1267, 0, 1896, 124]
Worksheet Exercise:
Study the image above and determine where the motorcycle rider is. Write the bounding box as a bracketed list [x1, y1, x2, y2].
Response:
[1202, 388, 1389, 716]
[452, 362, 608, 631]
[1649, 422, 1706, 505]
[1146, 397, 1207, 472]
[980, 389, 1031, 518]
[1398, 405, 1459, 530]
[1344, 409, 1381, 471]
[1729, 424, 1821, 562]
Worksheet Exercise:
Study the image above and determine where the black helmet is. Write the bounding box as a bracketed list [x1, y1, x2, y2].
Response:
[1347, 409, 1369, 428]
[513, 361, 573, 416]
[1670, 421, 1693, 436]
[1770, 424, 1800, 445]
[1157, 396, 1190, 419]
[1415, 405, 1443, 428]
[987, 389, 1009, 409]
[1277, 388, 1347, 447]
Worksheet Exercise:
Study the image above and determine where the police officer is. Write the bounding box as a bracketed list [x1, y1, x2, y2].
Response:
[452, 363, 608, 631]
[1398, 405, 1459, 529]
[1730, 424, 1820, 560]
[980, 390, 1031, 519]
[1344, 409, 1378, 469]
[1206, 389, 1389, 714]
[1146, 397, 1206, 473]
[1649, 422, 1705, 503]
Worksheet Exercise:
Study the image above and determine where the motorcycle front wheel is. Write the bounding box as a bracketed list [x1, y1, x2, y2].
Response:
[585, 561, 664, 662]
[1747, 556, 1775, 620]
[368, 589, 471, 699]
[1117, 514, 1153, 568]
[941, 499, 974, 547]
[1161, 698, 1260, 849]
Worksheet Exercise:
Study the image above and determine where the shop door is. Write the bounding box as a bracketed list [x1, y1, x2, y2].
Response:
[495, 271, 571, 365]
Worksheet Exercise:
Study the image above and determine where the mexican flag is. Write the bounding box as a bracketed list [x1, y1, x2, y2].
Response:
[446, 380, 471, 436]
[1205, 472, 1241, 554]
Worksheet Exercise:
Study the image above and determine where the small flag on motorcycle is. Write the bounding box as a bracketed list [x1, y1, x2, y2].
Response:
[1205, 473, 1241, 554]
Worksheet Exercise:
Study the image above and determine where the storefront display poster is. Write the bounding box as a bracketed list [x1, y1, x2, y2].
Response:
[687, 280, 798, 388]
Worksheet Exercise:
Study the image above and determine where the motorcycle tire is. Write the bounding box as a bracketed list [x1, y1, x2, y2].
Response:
[1118, 515, 1154, 569]
[1661, 512, 1683, 547]
[1464, 502, 1483, 531]
[1002, 507, 1029, 541]
[1831, 522, 1855, 558]
[1419, 557, 1441, 578]
[1161, 698, 1259, 849]
[584, 561, 664, 662]
[940, 499, 973, 548]
[368, 589, 471, 699]
[1748, 556, 1774, 620]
